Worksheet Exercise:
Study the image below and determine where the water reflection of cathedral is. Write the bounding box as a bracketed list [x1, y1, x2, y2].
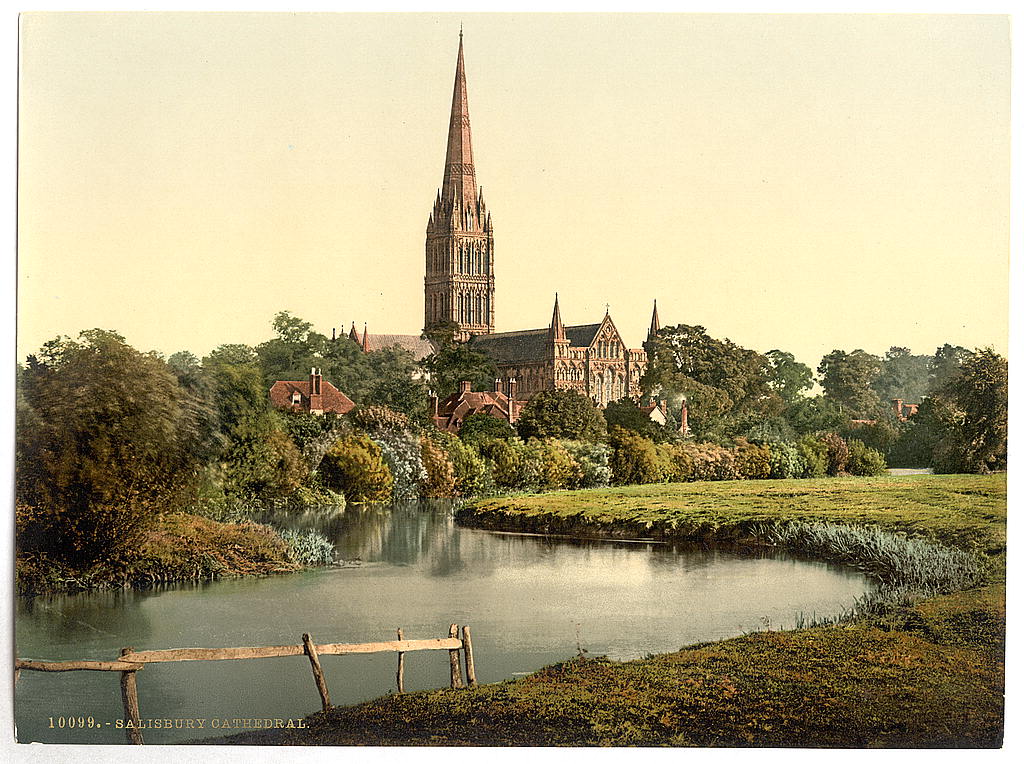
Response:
[423, 34, 662, 406]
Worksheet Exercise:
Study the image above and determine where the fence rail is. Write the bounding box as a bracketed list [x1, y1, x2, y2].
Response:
[16, 623, 477, 745]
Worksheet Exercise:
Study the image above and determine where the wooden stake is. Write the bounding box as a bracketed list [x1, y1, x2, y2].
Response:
[462, 625, 477, 688]
[302, 633, 331, 712]
[119, 648, 144, 745]
[448, 624, 463, 689]
[396, 628, 405, 694]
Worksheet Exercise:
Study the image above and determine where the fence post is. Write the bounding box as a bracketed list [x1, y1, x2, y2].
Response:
[448, 623, 463, 689]
[119, 647, 144, 745]
[462, 625, 477, 687]
[396, 628, 405, 694]
[302, 633, 332, 712]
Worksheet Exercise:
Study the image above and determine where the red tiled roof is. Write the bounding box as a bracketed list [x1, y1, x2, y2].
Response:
[269, 378, 355, 415]
[432, 387, 522, 433]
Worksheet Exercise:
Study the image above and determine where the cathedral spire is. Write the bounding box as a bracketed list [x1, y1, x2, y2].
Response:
[441, 31, 477, 206]
[648, 300, 661, 340]
[549, 293, 566, 342]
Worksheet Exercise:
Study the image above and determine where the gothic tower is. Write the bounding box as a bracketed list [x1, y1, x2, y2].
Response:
[424, 32, 495, 343]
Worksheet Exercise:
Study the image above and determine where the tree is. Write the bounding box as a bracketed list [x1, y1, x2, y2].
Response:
[765, 349, 813, 404]
[928, 344, 973, 394]
[516, 390, 607, 441]
[783, 395, 847, 435]
[422, 341, 498, 399]
[934, 348, 1007, 473]
[17, 330, 202, 563]
[643, 325, 778, 437]
[871, 346, 931, 404]
[603, 398, 661, 439]
[459, 412, 516, 443]
[363, 347, 431, 424]
[817, 349, 882, 418]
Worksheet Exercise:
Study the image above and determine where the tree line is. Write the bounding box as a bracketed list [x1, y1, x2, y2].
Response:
[15, 312, 1007, 570]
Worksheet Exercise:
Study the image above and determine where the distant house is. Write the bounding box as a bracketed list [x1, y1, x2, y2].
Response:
[640, 397, 691, 435]
[269, 368, 355, 416]
[892, 398, 920, 421]
[430, 380, 524, 434]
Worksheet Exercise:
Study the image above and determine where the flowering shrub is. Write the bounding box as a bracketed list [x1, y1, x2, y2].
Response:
[352, 405, 413, 435]
[442, 435, 490, 496]
[376, 431, 427, 501]
[319, 434, 393, 503]
[766, 441, 805, 479]
[563, 440, 612, 488]
[655, 442, 692, 483]
[819, 432, 850, 476]
[733, 438, 771, 480]
[685, 443, 740, 482]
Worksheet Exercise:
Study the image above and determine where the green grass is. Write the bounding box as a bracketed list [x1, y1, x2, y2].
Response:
[459, 475, 1007, 554]
[209, 473, 1005, 748]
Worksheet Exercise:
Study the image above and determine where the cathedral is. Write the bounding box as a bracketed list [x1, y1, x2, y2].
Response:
[353, 33, 661, 408]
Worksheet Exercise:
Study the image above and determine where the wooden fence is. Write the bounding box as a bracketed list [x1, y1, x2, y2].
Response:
[15, 623, 477, 745]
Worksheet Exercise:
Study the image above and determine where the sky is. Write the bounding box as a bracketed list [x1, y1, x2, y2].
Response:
[16, 13, 1010, 370]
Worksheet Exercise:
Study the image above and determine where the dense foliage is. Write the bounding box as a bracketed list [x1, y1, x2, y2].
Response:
[15, 311, 1003, 580]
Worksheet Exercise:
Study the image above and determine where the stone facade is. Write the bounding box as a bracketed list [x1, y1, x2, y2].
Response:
[423, 32, 495, 343]
[469, 295, 655, 407]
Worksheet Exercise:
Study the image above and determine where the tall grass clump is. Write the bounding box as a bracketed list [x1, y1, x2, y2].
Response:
[280, 528, 336, 566]
[754, 521, 986, 597]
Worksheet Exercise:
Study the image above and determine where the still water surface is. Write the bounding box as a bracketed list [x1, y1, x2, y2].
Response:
[16, 501, 873, 744]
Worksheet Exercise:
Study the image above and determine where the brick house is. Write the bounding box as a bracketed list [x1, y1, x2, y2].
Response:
[430, 380, 523, 433]
[269, 368, 355, 416]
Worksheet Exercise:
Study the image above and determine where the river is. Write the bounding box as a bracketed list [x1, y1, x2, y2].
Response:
[15, 500, 874, 745]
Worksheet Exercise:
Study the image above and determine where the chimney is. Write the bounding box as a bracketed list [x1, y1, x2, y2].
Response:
[459, 380, 472, 394]
[679, 397, 689, 435]
[659, 399, 667, 416]
[508, 376, 517, 401]
[892, 398, 904, 418]
[429, 393, 439, 420]
[494, 377, 502, 394]
[309, 367, 323, 414]
[332, 327, 337, 341]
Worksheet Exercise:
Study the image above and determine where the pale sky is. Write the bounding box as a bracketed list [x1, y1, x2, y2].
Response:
[17, 13, 1010, 369]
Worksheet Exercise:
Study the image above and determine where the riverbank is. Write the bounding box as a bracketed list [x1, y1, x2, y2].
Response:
[212, 473, 1005, 747]
[15, 512, 299, 597]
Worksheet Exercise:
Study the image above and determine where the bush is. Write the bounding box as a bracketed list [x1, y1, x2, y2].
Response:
[319, 434, 394, 503]
[459, 413, 516, 444]
[796, 434, 828, 478]
[443, 435, 490, 496]
[420, 435, 457, 498]
[766, 441, 805, 479]
[733, 438, 771, 480]
[479, 437, 541, 491]
[563, 440, 612, 488]
[609, 428, 662, 485]
[819, 432, 850, 476]
[376, 431, 427, 501]
[531, 439, 582, 490]
[352, 405, 413, 435]
[686, 442, 741, 482]
[847, 439, 888, 476]
[655, 442, 694, 483]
